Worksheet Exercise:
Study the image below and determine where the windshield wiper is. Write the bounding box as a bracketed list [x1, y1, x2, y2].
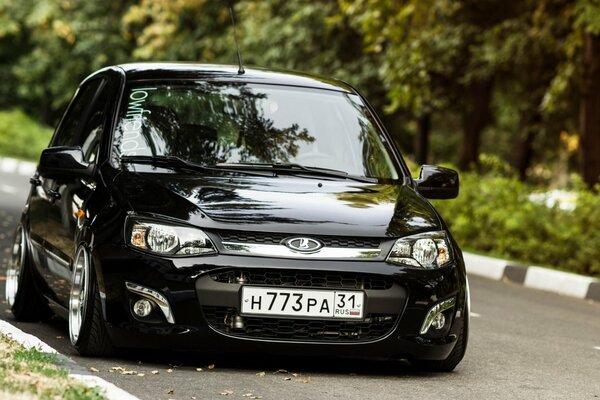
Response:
[120, 155, 275, 177]
[215, 162, 377, 183]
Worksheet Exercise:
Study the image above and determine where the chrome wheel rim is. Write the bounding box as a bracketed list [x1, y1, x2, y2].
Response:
[5, 226, 25, 307]
[69, 247, 90, 345]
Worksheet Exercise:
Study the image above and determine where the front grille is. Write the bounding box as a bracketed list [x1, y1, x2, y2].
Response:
[217, 230, 381, 248]
[203, 306, 397, 342]
[210, 270, 393, 290]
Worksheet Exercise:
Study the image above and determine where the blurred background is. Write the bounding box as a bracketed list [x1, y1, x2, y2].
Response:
[0, 0, 599, 277]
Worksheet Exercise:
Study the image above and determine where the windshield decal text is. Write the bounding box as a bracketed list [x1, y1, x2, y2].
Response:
[121, 87, 156, 155]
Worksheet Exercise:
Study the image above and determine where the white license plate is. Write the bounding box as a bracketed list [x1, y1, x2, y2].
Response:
[240, 287, 364, 319]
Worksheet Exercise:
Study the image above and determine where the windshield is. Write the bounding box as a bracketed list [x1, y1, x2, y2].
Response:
[113, 82, 400, 179]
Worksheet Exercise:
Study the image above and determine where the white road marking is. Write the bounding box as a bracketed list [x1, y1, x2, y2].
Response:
[470, 312, 481, 318]
[524, 266, 596, 299]
[0, 184, 17, 194]
[0, 320, 140, 400]
[0, 158, 18, 173]
[0, 157, 36, 176]
[17, 162, 36, 176]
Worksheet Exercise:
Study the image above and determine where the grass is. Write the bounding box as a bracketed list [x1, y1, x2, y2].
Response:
[0, 334, 105, 400]
[0, 108, 53, 162]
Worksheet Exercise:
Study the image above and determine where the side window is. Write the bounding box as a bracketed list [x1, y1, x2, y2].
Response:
[52, 79, 103, 148]
[79, 82, 110, 162]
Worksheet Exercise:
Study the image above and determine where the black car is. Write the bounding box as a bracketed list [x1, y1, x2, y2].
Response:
[5, 63, 468, 371]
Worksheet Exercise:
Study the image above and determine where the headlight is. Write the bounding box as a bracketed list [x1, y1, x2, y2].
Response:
[386, 231, 453, 268]
[127, 219, 217, 256]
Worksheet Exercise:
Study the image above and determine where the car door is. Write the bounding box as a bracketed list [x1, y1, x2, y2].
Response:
[29, 77, 110, 306]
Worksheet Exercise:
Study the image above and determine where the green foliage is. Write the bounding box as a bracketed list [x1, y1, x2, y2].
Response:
[0, 108, 53, 161]
[434, 156, 600, 277]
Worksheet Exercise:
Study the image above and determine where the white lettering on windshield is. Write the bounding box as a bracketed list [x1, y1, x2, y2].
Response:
[120, 87, 156, 155]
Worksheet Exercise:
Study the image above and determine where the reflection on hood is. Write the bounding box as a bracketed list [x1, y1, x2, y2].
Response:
[113, 170, 441, 237]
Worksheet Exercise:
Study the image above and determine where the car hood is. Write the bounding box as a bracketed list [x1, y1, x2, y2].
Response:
[112, 169, 441, 237]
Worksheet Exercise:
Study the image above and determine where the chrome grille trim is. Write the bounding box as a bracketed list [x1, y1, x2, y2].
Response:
[217, 231, 381, 248]
[221, 242, 381, 259]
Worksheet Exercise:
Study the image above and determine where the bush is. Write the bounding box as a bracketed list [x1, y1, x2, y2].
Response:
[0, 109, 53, 162]
[432, 157, 600, 278]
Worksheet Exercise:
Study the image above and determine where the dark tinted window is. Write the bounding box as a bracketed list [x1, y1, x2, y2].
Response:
[52, 79, 103, 148]
[113, 83, 399, 179]
[79, 81, 110, 162]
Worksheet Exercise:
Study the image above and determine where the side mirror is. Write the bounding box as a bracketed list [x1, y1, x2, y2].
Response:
[38, 146, 94, 179]
[415, 165, 459, 199]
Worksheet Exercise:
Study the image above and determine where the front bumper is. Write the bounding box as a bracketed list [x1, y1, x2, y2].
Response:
[93, 244, 467, 361]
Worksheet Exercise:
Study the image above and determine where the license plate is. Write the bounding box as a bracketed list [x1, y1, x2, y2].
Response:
[240, 287, 364, 319]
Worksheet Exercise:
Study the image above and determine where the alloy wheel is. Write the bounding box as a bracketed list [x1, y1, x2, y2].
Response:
[69, 247, 90, 345]
[5, 226, 25, 307]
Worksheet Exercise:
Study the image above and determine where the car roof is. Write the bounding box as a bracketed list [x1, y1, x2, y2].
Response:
[92, 63, 357, 93]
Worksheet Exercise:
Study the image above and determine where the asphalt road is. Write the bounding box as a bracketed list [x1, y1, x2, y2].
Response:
[1, 167, 600, 400]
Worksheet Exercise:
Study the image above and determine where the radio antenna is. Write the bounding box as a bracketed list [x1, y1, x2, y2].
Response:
[229, 6, 245, 75]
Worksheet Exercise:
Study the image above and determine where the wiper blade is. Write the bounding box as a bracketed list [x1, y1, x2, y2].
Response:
[216, 162, 377, 183]
[120, 155, 275, 177]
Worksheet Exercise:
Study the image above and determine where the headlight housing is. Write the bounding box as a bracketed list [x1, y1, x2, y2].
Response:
[126, 218, 217, 256]
[386, 231, 453, 269]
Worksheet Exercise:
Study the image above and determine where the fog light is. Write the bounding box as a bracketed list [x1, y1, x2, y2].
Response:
[420, 297, 456, 334]
[431, 313, 446, 330]
[133, 299, 153, 317]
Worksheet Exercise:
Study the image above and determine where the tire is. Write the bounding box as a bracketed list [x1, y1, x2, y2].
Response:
[69, 245, 114, 356]
[6, 225, 52, 322]
[414, 310, 469, 372]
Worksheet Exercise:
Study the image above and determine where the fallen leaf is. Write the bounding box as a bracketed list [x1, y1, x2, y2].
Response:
[297, 376, 312, 384]
[196, 368, 203, 372]
[167, 389, 174, 395]
[256, 371, 266, 377]
[89, 367, 99, 373]
[291, 373, 300, 377]
[166, 368, 174, 373]
[151, 370, 159, 375]
[283, 377, 292, 381]
[220, 389, 234, 395]
[274, 369, 288, 374]
[208, 364, 215, 370]
[136, 373, 145, 377]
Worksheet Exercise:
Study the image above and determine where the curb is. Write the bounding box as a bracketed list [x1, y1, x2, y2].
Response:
[0, 320, 139, 400]
[0, 157, 37, 177]
[463, 252, 600, 302]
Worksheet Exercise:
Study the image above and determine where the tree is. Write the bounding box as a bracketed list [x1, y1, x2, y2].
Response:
[542, 0, 600, 187]
[0, 0, 134, 125]
[578, 2, 600, 187]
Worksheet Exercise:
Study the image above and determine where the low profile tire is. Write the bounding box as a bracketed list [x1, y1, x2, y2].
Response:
[414, 311, 469, 372]
[6, 225, 52, 322]
[69, 245, 114, 356]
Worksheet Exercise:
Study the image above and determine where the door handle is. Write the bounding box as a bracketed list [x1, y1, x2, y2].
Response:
[47, 189, 61, 200]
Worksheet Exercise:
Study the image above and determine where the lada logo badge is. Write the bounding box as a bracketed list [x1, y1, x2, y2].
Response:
[283, 237, 324, 253]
